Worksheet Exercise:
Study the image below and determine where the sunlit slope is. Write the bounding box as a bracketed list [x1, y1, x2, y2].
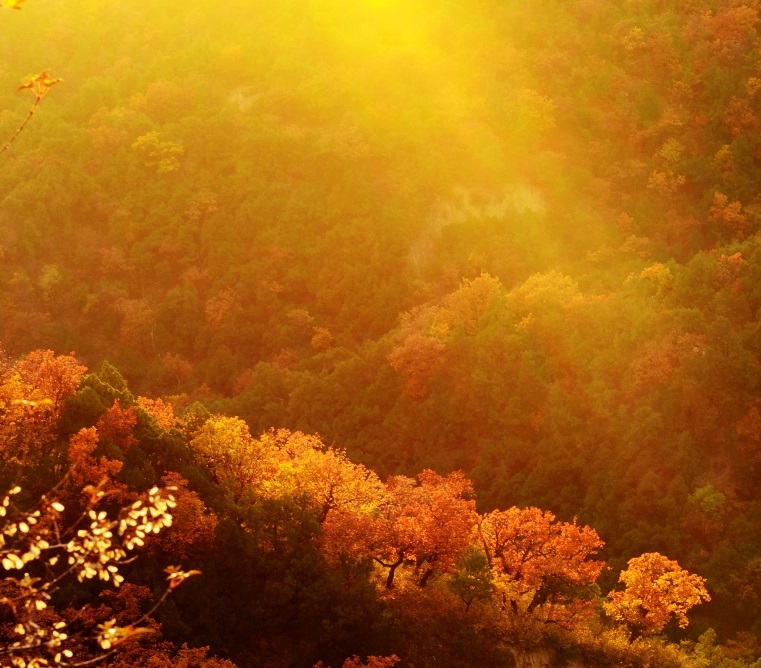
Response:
[221, 240, 761, 641]
[0, 0, 627, 387]
[2, 0, 761, 647]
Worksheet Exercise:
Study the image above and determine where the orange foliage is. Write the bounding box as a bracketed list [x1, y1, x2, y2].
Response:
[88, 124, 129, 153]
[273, 346, 300, 370]
[388, 333, 445, 399]
[0, 349, 86, 463]
[628, 332, 706, 394]
[0, 368, 49, 463]
[99, 246, 131, 275]
[286, 308, 315, 329]
[724, 96, 759, 136]
[114, 297, 157, 341]
[341, 657, 399, 668]
[439, 272, 501, 335]
[137, 396, 176, 431]
[322, 470, 477, 589]
[108, 644, 238, 668]
[605, 552, 710, 635]
[709, 192, 747, 238]
[66, 427, 126, 502]
[478, 507, 604, 625]
[702, 5, 760, 65]
[16, 349, 86, 410]
[404, 470, 478, 587]
[314, 656, 399, 668]
[205, 288, 240, 327]
[159, 352, 193, 389]
[717, 251, 744, 290]
[311, 326, 334, 351]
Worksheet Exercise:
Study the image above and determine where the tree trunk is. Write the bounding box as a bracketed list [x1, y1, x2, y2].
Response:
[526, 583, 552, 614]
[418, 565, 435, 588]
[385, 555, 405, 589]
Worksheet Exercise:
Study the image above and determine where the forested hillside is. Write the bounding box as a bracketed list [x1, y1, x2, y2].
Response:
[2, 0, 761, 665]
[0, 350, 726, 667]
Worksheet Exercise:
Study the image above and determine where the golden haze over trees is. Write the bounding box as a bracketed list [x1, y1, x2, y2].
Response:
[2, 0, 761, 664]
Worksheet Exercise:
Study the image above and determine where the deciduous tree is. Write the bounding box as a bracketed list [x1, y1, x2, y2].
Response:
[605, 552, 710, 636]
[259, 429, 385, 523]
[190, 417, 277, 502]
[323, 470, 476, 590]
[478, 507, 604, 626]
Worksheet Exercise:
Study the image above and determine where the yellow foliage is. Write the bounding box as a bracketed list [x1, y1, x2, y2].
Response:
[131, 131, 184, 173]
[658, 139, 683, 164]
[438, 272, 501, 336]
[647, 169, 686, 195]
[190, 417, 278, 502]
[604, 552, 710, 634]
[510, 270, 581, 315]
[622, 26, 646, 51]
[712, 145, 734, 173]
[634, 262, 673, 297]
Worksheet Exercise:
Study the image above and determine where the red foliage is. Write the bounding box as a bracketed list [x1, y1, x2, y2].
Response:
[314, 655, 400, 668]
[97, 399, 138, 452]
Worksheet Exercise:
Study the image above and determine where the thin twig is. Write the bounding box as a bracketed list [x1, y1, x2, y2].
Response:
[0, 95, 41, 158]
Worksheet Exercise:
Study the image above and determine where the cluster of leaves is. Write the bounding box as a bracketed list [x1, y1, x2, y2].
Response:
[0, 483, 193, 667]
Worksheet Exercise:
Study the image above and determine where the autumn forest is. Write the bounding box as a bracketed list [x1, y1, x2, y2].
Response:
[1, 0, 761, 666]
